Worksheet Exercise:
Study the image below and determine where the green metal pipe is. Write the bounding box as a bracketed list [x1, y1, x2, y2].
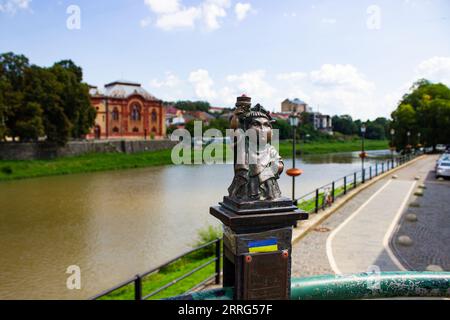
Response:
[171, 272, 450, 300]
[291, 272, 450, 300]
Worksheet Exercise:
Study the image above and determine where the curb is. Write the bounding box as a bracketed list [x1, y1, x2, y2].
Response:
[292, 155, 427, 244]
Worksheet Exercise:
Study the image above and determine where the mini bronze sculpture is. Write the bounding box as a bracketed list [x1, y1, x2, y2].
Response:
[228, 96, 284, 201]
[210, 95, 308, 300]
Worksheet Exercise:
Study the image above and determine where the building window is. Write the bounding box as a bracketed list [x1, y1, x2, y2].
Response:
[112, 108, 119, 121]
[133, 127, 139, 133]
[130, 104, 141, 121]
[113, 127, 119, 133]
[151, 110, 158, 123]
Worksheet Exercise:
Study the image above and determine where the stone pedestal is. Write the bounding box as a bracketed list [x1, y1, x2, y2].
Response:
[210, 197, 308, 300]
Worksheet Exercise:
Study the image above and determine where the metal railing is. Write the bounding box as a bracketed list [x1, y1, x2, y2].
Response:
[296, 153, 421, 214]
[169, 271, 450, 300]
[90, 238, 222, 300]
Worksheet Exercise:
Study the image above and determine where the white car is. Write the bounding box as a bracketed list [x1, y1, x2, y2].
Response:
[436, 144, 446, 152]
[436, 160, 450, 179]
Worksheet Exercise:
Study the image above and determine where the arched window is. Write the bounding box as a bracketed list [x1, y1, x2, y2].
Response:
[130, 104, 141, 121]
[152, 127, 157, 133]
[113, 127, 119, 133]
[133, 127, 139, 133]
[151, 110, 158, 123]
[112, 108, 119, 121]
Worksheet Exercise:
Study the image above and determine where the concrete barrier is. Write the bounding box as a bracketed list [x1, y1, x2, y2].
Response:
[0, 140, 177, 160]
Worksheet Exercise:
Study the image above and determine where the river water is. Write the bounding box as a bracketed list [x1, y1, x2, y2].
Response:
[0, 150, 393, 299]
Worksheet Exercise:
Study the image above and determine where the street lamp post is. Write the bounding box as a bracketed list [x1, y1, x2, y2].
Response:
[417, 132, 422, 153]
[360, 125, 367, 183]
[287, 113, 303, 228]
[407, 131, 411, 154]
[287, 113, 302, 207]
[390, 128, 395, 163]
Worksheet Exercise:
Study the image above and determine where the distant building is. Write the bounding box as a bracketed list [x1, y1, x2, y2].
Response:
[281, 98, 313, 114]
[280, 98, 332, 134]
[88, 80, 166, 139]
[209, 106, 226, 114]
[165, 105, 186, 127]
[309, 113, 333, 134]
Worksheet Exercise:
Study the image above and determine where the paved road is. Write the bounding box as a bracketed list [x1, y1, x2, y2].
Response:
[292, 155, 440, 277]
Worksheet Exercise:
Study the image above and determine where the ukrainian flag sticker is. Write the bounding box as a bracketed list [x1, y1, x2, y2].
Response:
[248, 239, 279, 253]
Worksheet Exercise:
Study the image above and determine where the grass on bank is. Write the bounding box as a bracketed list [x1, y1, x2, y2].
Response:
[0, 139, 389, 182]
[278, 139, 389, 156]
[98, 225, 223, 300]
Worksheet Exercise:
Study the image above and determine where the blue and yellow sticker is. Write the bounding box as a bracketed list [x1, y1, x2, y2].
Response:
[248, 239, 278, 253]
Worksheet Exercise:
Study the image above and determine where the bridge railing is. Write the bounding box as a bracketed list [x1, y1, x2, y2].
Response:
[90, 238, 222, 300]
[168, 272, 450, 300]
[296, 152, 420, 214]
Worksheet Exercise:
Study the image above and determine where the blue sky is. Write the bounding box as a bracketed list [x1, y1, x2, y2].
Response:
[1, 0, 449, 119]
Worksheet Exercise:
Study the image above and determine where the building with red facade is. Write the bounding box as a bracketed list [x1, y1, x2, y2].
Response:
[87, 80, 166, 139]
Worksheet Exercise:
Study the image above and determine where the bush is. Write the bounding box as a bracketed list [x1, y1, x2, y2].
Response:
[190, 225, 223, 260]
[1, 166, 13, 175]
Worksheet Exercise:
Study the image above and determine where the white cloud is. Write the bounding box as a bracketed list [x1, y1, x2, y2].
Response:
[144, 0, 231, 31]
[0, 0, 31, 14]
[415, 56, 450, 86]
[189, 69, 217, 99]
[202, 0, 230, 30]
[310, 64, 375, 93]
[235, 2, 251, 21]
[226, 70, 276, 100]
[144, 0, 179, 14]
[150, 72, 181, 88]
[156, 7, 202, 30]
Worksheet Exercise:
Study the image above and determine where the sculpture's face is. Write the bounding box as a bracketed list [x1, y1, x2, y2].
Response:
[249, 117, 272, 145]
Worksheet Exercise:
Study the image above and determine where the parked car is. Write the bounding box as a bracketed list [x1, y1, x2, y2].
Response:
[436, 159, 450, 179]
[436, 144, 446, 152]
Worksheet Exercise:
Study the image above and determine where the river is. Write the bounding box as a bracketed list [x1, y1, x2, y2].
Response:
[0, 150, 393, 299]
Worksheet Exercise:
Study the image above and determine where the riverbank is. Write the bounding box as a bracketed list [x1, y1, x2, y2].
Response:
[0, 139, 388, 182]
[279, 139, 389, 155]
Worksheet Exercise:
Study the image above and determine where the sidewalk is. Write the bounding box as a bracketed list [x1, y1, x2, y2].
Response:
[292, 155, 434, 277]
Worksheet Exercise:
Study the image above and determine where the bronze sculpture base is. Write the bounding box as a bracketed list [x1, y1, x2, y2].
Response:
[210, 199, 308, 300]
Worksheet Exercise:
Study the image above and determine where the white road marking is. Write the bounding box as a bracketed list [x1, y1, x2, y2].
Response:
[326, 180, 393, 275]
[382, 181, 417, 271]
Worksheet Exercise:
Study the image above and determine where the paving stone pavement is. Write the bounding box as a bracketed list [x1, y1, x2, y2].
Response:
[292, 155, 440, 278]
[390, 159, 450, 271]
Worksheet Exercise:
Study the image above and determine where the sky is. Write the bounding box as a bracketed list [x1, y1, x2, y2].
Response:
[0, 0, 449, 120]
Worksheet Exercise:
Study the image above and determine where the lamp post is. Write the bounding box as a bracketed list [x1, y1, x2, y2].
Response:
[390, 128, 395, 162]
[287, 113, 303, 208]
[360, 124, 367, 183]
[407, 131, 411, 154]
[417, 132, 422, 153]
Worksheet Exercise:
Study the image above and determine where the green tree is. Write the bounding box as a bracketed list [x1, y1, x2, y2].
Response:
[332, 115, 357, 135]
[0, 52, 96, 145]
[365, 121, 386, 140]
[23, 65, 72, 145]
[391, 104, 417, 150]
[9, 102, 44, 141]
[51, 61, 96, 139]
[272, 119, 292, 140]
[392, 79, 450, 151]
[175, 101, 210, 112]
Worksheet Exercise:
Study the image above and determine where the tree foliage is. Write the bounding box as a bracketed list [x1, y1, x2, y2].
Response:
[174, 100, 210, 112]
[0, 52, 96, 144]
[391, 79, 450, 150]
[332, 115, 390, 140]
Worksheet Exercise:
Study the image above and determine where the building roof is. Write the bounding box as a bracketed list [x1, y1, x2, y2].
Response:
[90, 80, 159, 101]
[286, 98, 307, 105]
